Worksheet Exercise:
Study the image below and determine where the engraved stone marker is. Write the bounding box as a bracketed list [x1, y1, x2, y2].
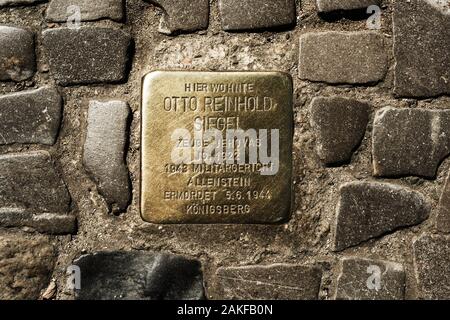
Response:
[141, 71, 293, 223]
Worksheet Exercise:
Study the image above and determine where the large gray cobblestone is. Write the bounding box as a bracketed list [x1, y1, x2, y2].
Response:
[372, 107, 450, 178]
[299, 31, 387, 84]
[334, 181, 430, 251]
[0, 151, 75, 234]
[310, 96, 370, 165]
[219, 0, 296, 31]
[0, 26, 35, 82]
[73, 251, 205, 300]
[42, 27, 131, 86]
[0, 0, 45, 6]
[211, 264, 322, 300]
[83, 100, 131, 214]
[316, 0, 381, 12]
[0, 87, 62, 145]
[413, 234, 450, 299]
[146, 0, 209, 34]
[335, 257, 405, 300]
[46, 0, 124, 22]
[393, 0, 450, 97]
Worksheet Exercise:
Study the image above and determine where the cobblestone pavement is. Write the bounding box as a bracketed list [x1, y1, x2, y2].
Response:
[0, 0, 449, 300]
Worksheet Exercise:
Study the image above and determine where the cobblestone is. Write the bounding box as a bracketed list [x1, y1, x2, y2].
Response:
[334, 181, 430, 251]
[42, 27, 131, 86]
[299, 31, 387, 84]
[211, 264, 322, 300]
[146, 0, 209, 34]
[0, 87, 61, 145]
[0, 151, 75, 234]
[0, 0, 45, 6]
[437, 172, 450, 233]
[46, 0, 124, 22]
[310, 96, 370, 165]
[413, 234, 450, 299]
[73, 251, 204, 300]
[393, 0, 450, 97]
[316, 0, 381, 12]
[372, 107, 450, 178]
[219, 0, 296, 31]
[335, 257, 405, 300]
[83, 100, 130, 214]
[0, 26, 35, 82]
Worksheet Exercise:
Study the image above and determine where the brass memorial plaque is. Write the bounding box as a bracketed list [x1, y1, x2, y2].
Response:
[141, 71, 293, 224]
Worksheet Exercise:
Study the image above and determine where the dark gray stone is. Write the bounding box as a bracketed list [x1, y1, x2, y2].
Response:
[0, 0, 45, 6]
[333, 181, 430, 251]
[0, 231, 55, 300]
[0, 87, 62, 145]
[73, 251, 204, 300]
[335, 257, 405, 300]
[83, 100, 130, 214]
[146, 0, 209, 34]
[299, 31, 387, 84]
[437, 171, 450, 233]
[42, 27, 131, 86]
[219, 0, 296, 31]
[0, 208, 76, 234]
[310, 96, 370, 165]
[316, 0, 381, 12]
[211, 264, 322, 300]
[393, 0, 450, 97]
[413, 234, 450, 299]
[0, 26, 35, 82]
[372, 107, 450, 178]
[0, 151, 75, 234]
[46, 0, 124, 22]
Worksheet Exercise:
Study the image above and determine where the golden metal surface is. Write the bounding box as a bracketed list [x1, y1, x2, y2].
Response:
[141, 71, 293, 224]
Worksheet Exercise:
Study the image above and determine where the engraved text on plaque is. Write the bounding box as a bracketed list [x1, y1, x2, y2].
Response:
[141, 71, 293, 223]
